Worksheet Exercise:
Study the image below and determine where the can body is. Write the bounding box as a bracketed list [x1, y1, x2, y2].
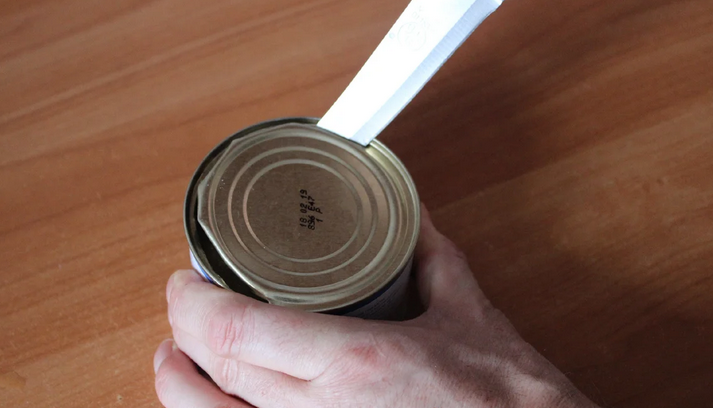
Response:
[184, 117, 419, 320]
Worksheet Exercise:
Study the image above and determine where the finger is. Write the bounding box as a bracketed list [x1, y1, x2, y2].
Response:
[415, 204, 488, 311]
[167, 270, 355, 380]
[173, 328, 313, 408]
[154, 339, 250, 408]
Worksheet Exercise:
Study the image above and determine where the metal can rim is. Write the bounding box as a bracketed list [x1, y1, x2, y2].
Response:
[184, 117, 420, 313]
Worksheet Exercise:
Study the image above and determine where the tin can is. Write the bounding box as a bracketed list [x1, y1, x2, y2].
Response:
[184, 117, 420, 319]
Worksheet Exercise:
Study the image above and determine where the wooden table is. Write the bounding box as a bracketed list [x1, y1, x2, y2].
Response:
[1, 0, 711, 406]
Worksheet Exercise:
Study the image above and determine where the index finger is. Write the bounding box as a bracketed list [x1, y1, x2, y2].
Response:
[166, 270, 356, 380]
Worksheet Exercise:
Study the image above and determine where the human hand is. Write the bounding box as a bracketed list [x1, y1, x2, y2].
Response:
[154, 205, 598, 408]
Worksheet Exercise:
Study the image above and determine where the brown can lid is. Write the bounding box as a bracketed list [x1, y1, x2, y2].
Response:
[197, 122, 419, 312]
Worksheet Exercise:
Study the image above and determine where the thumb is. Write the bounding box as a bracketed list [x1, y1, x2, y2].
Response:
[414, 204, 489, 314]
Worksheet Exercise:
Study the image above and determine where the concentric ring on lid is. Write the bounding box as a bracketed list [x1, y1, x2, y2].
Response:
[195, 122, 419, 312]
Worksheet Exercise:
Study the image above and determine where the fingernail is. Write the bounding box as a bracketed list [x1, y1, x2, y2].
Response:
[153, 339, 175, 374]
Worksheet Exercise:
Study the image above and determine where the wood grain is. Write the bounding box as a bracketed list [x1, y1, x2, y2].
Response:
[1, 0, 712, 406]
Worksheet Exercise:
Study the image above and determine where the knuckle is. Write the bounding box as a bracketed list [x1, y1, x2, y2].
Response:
[486, 307, 516, 332]
[435, 239, 479, 291]
[321, 330, 426, 387]
[341, 334, 381, 370]
[210, 355, 241, 389]
[344, 331, 419, 371]
[207, 302, 254, 358]
[376, 332, 416, 356]
[452, 248, 470, 265]
[441, 237, 469, 264]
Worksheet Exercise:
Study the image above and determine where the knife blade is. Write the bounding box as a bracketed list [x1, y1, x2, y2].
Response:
[318, 0, 503, 146]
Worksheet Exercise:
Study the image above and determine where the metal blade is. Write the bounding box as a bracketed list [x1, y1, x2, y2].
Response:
[318, 0, 503, 145]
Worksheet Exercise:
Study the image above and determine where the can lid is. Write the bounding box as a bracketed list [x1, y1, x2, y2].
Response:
[196, 122, 419, 312]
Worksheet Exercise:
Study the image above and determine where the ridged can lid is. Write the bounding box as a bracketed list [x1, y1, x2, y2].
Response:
[194, 120, 419, 312]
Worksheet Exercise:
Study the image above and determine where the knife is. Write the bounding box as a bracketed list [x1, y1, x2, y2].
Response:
[318, 0, 504, 146]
